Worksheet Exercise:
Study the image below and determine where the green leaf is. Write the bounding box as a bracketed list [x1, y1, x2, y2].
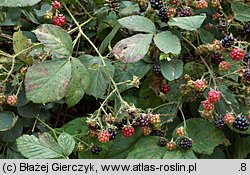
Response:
[113, 34, 153, 63]
[99, 23, 120, 54]
[17, 102, 41, 118]
[168, 15, 206, 31]
[161, 59, 183, 81]
[118, 15, 156, 33]
[0, 0, 41, 7]
[126, 137, 166, 159]
[13, 30, 33, 65]
[183, 62, 207, 79]
[154, 31, 181, 55]
[114, 60, 151, 92]
[0, 120, 23, 142]
[56, 118, 87, 136]
[163, 150, 197, 159]
[0, 112, 18, 131]
[153, 103, 178, 122]
[231, 1, 250, 22]
[66, 58, 90, 107]
[183, 118, 229, 155]
[199, 28, 214, 44]
[215, 85, 240, 115]
[232, 135, 250, 159]
[58, 133, 75, 157]
[33, 24, 73, 59]
[16, 133, 64, 159]
[0, 8, 21, 26]
[25, 60, 71, 103]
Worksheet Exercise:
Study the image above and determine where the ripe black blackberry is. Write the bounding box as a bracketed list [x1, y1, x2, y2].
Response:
[158, 137, 167, 147]
[153, 63, 161, 73]
[179, 8, 192, 17]
[242, 21, 250, 34]
[243, 52, 250, 63]
[150, 0, 163, 10]
[151, 130, 164, 137]
[179, 137, 192, 150]
[137, 114, 149, 127]
[221, 35, 235, 48]
[107, 128, 118, 140]
[243, 69, 250, 81]
[218, 22, 227, 31]
[211, 53, 223, 64]
[115, 119, 127, 130]
[213, 118, 225, 129]
[139, 5, 148, 12]
[158, 8, 169, 23]
[91, 145, 102, 155]
[233, 115, 249, 131]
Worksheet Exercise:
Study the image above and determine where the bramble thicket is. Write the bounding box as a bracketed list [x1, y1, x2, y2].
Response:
[0, 0, 250, 159]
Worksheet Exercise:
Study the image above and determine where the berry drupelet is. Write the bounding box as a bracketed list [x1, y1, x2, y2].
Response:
[178, 137, 192, 150]
[233, 115, 249, 131]
[221, 35, 234, 48]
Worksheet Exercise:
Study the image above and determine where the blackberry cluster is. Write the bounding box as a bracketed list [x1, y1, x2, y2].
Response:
[179, 137, 192, 150]
[153, 63, 161, 73]
[107, 128, 118, 140]
[91, 145, 102, 155]
[137, 114, 149, 127]
[211, 53, 223, 64]
[158, 137, 167, 147]
[243, 52, 250, 63]
[233, 115, 249, 131]
[243, 69, 250, 81]
[221, 35, 235, 48]
[179, 8, 192, 17]
[213, 118, 225, 129]
[158, 8, 169, 23]
[242, 21, 250, 34]
[151, 130, 164, 137]
[150, 0, 163, 10]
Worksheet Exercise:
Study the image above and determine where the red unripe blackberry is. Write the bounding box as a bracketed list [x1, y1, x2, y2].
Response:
[166, 141, 176, 150]
[175, 127, 185, 136]
[178, 137, 192, 150]
[52, 0, 61, 10]
[149, 114, 161, 124]
[202, 99, 215, 111]
[7, 95, 17, 106]
[196, 0, 208, 9]
[219, 61, 231, 71]
[122, 126, 135, 138]
[98, 130, 110, 143]
[223, 113, 235, 124]
[161, 84, 171, 94]
[141, 126, 152, 136]
[230, 48, 245, 61]
[52, 14, 66, 26]
[194, 80, 207, 91]
[207, 89, 221, 103]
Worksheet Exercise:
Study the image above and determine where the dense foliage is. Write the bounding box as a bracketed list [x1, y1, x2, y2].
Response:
[0, 0, 250, 159]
